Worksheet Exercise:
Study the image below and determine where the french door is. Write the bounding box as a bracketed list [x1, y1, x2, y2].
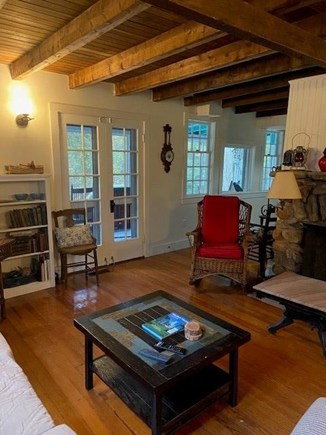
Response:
[59, 113, 144, 264]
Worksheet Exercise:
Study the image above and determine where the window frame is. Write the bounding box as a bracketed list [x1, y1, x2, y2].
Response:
[262, 128, 284, 191]
[220, 143, 255, 193]
[183, 118, 215, 200]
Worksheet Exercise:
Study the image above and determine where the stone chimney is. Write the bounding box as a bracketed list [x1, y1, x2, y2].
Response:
[272, 171, 326, 275]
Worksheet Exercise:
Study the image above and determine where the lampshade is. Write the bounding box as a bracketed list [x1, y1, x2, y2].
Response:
[267, 171, 302, 200]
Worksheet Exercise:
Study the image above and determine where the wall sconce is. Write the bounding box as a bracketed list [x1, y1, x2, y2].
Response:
[9, 83, 34, 127]
[267, 170, 302, 209]
[16, 114, 34, 127]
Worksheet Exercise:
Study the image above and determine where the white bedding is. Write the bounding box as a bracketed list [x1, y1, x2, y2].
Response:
[0, 333, 75, 435]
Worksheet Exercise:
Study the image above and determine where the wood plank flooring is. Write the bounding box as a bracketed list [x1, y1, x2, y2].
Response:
[1, 248, 325, 435]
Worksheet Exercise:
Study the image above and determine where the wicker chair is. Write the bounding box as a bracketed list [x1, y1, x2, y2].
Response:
[186, 195, 252, 288]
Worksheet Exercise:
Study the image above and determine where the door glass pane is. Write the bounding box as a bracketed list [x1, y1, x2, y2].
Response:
[129, 197, 138, 218]
[66, 124, 102, 244]
[112, 127, 139, 242]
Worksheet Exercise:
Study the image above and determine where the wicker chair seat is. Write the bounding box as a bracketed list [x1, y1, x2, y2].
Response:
[197, 243, 243, 259]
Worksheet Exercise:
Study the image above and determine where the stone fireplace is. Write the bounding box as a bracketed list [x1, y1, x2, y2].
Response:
[272, 171, 326, 279]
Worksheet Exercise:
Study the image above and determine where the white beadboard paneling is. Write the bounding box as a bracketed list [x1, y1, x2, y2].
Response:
[285, 74, 326, 170]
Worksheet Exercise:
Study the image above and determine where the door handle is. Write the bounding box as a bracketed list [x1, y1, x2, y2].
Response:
[110, 199, 115, 213]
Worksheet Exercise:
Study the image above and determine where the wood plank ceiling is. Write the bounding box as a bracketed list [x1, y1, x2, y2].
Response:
[1, 0, 326, 117]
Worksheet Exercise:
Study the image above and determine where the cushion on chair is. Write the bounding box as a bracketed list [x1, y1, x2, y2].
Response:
[54, 225, 94, 248]
[197, 243, 243, 259]
[201, 196, 240, 245]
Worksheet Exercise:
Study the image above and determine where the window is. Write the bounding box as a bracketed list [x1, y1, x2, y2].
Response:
[262, 129, 284, 190]
[185, 121, 212, 196]
[222, 145, 252, 192]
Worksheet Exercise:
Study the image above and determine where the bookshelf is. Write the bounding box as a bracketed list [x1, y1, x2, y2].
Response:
[0, 174, 55, 298]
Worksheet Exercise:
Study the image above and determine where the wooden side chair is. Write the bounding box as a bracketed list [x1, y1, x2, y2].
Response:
[187, 195, 252, 289]
[52, 208, 99, 287]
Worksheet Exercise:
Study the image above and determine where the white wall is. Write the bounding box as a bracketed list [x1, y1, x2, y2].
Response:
[285, 73, 326, 170]
[0, 64, 282, 257]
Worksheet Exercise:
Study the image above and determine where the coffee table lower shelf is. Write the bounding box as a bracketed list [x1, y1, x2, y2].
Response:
[91, 356, 231, 433]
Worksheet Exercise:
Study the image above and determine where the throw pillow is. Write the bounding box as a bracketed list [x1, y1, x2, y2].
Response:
[54, 225, 94, 248]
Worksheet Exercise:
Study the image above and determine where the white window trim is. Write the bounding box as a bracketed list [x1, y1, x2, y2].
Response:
[182, 115, 216, 204]
[262, 128, 284, 191]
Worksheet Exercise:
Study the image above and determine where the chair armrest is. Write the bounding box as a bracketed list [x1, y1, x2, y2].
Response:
[186, 229, 202, 250]
[239, 229, 253, 256]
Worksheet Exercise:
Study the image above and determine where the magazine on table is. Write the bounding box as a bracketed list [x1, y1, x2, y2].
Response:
[141, 312, 190, 340]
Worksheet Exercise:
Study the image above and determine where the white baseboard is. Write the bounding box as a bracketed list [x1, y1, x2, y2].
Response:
[149, 239, 189, 256]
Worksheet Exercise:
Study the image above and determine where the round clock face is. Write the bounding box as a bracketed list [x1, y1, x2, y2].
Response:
[165, 150, 174, 163]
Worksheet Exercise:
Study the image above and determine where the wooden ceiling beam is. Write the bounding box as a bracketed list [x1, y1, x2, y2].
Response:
[142, 0, 326, 67]
[114, 41, 272, 95]
[9, 0, 150, 80]
[69, 22, 223, 89]
[184, 78, 290, 106]
[234, 98, 289, 113]
[248, 0, 319, 15]
[256, 108, 288, 117]
[183, 67, 324, 106]
[222, 88, 289, 108]
[152, 54, 310, 101]
[68, 0, 309, 89]
[115, 11, 323, 97]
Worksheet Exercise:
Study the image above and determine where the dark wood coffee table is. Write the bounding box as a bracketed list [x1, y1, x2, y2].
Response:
[74, 290, 250, 434]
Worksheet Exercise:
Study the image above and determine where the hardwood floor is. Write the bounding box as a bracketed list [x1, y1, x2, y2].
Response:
[1, 249, 325, 435]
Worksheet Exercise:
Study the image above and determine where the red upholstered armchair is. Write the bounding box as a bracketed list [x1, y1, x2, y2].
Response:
[187, 195, 252, 288]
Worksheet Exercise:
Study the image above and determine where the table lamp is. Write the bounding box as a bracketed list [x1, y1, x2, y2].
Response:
[267, 170, 302, 209]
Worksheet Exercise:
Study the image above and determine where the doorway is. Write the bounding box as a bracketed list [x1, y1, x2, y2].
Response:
[58, 112, 145, 265]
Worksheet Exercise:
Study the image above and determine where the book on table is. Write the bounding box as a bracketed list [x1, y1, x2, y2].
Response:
[141, 312, 190, 340]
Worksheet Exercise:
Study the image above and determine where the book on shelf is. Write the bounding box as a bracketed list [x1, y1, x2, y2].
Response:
[141, 312, 190, 340]
[6, 204, 48, 228]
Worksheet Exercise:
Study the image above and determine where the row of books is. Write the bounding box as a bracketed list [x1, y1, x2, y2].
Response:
[6, 204, 48, 228]
[8, 230, 49, 255]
